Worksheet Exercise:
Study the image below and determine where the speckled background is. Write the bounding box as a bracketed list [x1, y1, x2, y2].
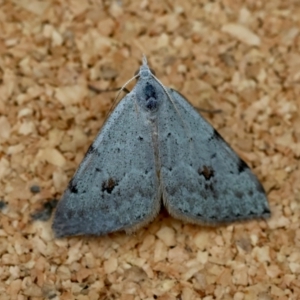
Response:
[0, 1, 299, 299]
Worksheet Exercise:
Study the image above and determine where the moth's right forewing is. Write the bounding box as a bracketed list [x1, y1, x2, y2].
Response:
[158, 88, 270, 225]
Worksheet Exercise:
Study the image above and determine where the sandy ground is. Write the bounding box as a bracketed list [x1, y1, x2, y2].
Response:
[0, 1, 299, 299]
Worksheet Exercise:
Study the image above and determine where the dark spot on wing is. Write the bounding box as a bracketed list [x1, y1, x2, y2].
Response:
[211, 129, 226, 143]
[78, 209, 85, 217]
[102, 178, 118, 194]
[101, 204, 110, 212]
[86, 144, 96, 155]
[138, 136, 143, 141]
[95, 168, 101, 172]
[68, 179, 78, 194]
[167, 133, 171, 137]
[238, 159, 249, 173]
[67, 210, 73, 219]
[204, 183, 218, 199]
[199, 190, 208, 200]
[31, 199, 59, 221]
[198, 166, 215, 180]
[136, 214, 145, 220]
[204, 183, 213, 191]
[234, 191, 244, 198]
[262, 207, 271, 215]
[211, 153, 217, 159]
[248, 210, 257, 216]
[234, 212, 242, 218]
[169, 88, 189, 101]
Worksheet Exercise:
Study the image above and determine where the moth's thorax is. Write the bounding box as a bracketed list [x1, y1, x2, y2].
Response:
[135, 76, 164, 113]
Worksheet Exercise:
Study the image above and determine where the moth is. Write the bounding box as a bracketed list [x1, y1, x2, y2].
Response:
[52, 56, 270, 237]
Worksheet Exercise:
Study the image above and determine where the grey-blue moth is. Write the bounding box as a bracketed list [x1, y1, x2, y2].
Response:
[52, 56, 270, 238]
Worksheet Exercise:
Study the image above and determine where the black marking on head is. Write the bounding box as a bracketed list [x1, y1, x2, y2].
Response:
[198, 166, 215, 180]
[31, 199, 58, 221]
[102, 178, 118, 194]
[68, 179, 78, 194]
[238, 159, 249, 173]
[145, 82, 156, 98]
[144, 82, 158, 111]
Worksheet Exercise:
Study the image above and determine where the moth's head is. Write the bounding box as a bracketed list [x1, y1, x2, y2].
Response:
[134, 67, 156, 78]
[134, 56, 156, 80]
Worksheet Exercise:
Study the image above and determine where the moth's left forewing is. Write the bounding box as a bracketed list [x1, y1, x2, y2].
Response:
[52, 91, 161, 237]
[158, 87, 270, 225]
